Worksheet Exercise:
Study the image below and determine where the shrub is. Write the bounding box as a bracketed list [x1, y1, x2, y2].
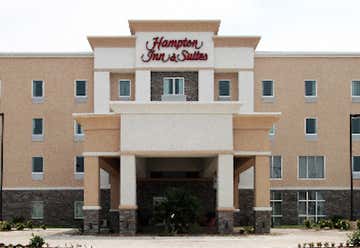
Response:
[357, 219, 360, 230]
[152, 188, 200, 234]
[40, 224, 46, 230]
[348, 230, 360, 246]
[336, 219, 350, 230]
[29, 234, 45, 248]
[11, 216, 25, 225]
[26, 220, 33, 229]
[318, 219, 333, 229]
[15, 222, 25, 231]
[0, 221, 12, 231]
[304, 219, 312, 229]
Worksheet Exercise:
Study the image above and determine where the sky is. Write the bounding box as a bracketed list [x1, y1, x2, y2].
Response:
[0, 0, 359, 52]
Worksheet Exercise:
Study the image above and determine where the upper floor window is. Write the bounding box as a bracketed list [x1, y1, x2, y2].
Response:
[262, 80, 274, 97]
[163, 77, 184, 95]
[305, 80, 317, 97]
[74, 121, 84, 142]
[32, 80, 44, 102]
[119, 80, 131, 98]
[32, 156, 44, 180]
[75, 80, 87, 98]
[270, 155, 282, 179]
[298, 156, 324, 179]
[269, 124, 276, 136]
[75, 156, 84, 174]
[305, 118, 317, 135]
[218, 80, 231, 98]
[352, 156, 360, 179]
[352, 117, 360, 134]
[32, 118, 44, 141]
[352, 80, 360, 97]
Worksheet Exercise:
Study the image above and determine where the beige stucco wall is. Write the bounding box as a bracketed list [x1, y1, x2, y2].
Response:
[0, 57, 93, 188]
[110, 72, 135, 101]
[214, 72, 238, 101]
[254, 56, 360, 188]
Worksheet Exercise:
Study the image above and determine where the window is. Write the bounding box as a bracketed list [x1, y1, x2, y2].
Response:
[352, 117, 360, 135]
[119, 80, 131, 97]
[262, 80, 274, 97]
[75, 156, 84, 174]
[299, 156, 324, 179]
[218, 80, 230, 97]
[74, 121, 84, 141]
[32, 157, 43, 173]
[270, 191, 282, 226]
[305, 118, 317, 135]
[270, 156, 282, 179]
[32, 80, 44, 100]
[352, 80, 360, 97]
[32, 118, 43, 135]
[352, 156, 360, 179]
[31, 201, 44, 219]
[269, 124, 276, 136]
[74, 201, 84, 219]
[298, 191, 325, 224]
[305, 80, 317, 97]
[163, 78, 184, 95]
[75, 80, 87, 97]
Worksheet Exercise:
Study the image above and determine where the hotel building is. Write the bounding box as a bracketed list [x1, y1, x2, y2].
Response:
[0, 20, 359, 235]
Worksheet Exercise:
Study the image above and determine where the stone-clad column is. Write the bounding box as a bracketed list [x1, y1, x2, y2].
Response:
[83, 156, 101, 234]
[217, 154, 234, 234]
[254, 155, 271, 234]
[119, 155, 137, 235]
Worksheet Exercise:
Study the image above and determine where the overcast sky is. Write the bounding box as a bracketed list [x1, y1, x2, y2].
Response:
[0, 0, 359, 52]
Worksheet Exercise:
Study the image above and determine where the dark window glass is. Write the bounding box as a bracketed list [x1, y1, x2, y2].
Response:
[219, 80, 230, 96]
[76, 80, 86, 97]
[32, 118, 43, 135]
[352, 118, 360, 134]
[76, 156, 84, 173]
[119, 80, 130, 96]
[305, 80, 316, 96]
[33, 80, 43, 97]
[32, 157, 43, 173]
[352, 81, 360, 96]
[306, 118, 317, 134]
[262, 80, 273, 96]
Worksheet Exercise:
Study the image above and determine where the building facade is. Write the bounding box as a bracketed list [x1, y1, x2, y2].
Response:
[0, 20, 359, 235]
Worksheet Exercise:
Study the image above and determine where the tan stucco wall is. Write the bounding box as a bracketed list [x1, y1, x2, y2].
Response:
[254, 155, 270, 207]
[110, 73, 135, 101]
[0, 57, 93, 188]
[214, 72, 238, 101]
[84, 156, 100, 206]
[255, 57, 360, 188]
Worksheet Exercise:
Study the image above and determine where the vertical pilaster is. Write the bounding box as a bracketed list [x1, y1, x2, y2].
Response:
[217, 154, 234, 234]
[94, 71, 110, 113]
[238, 71, 254, 112]
[119, 155, 137, 235]
[83, 156, 101, 234]
[135, 70, 151, 101]
[254, 155, 271, 234]
[198, 69, 214, 101]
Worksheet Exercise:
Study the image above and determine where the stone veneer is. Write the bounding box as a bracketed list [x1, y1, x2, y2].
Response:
[254, 210, 271, 234]
[109, 210, 119, 233]
[235, 189, 254, 226]
[217, 210, 234, 234]
[119, 209, 137, 235]
[83, 209, 100, 234]
[150, 71, 198, 101]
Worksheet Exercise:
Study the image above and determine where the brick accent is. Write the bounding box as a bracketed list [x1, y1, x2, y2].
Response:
[83, 209, 100, 234]
[150, 71, 198, 101]
[109, 210, 119, 233]
[217, 210, 234, 234]
[119, 209, 137, 235]
[236, 189, 254, 226]
[254, 210, 271, 234]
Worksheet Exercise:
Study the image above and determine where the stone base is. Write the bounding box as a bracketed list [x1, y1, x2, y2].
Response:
[217, 210, 234, 234]
[109, 210, 120, 233]
[83, 209, 100, 234]
[254, 210, 271, 234]
[119, 209, 137, 235]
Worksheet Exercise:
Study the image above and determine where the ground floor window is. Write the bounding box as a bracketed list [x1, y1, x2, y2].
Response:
[74, 201, 84, 219]
[31, 201, 44, 219]
[298, 191, 325, 224]
[270, 191, 282, 226]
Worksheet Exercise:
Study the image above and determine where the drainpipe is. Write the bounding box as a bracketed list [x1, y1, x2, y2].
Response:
[349, 114, 359, 221]
[0, 113, 4, 221]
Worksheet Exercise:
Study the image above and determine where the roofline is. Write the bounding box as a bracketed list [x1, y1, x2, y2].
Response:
[256, 51, 360, 58]
[0, 52, 93, 58]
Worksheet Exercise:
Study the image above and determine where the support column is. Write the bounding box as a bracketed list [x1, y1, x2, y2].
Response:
[83, 156, 101, 234]
[135, 70, 151, 102]
[254, 155, 271, 234]
[217, 154, 234, 234]
[198, 69, 214, 101]
[109, 169, 120, 233]
[238, 71, 254, 112]
[119, 155, 137, 235]
[94, 71, 110, 113]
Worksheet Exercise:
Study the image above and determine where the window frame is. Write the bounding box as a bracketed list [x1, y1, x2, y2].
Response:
[74, 79, 88, 98]
[304, 117, 318, 135]
[351, 80, 360, 98]
[118, 79, 131, 98]
[270, 155, 282, 180]
[74, 156, 84, 174]
[74, 120, 84, 142]
[261, 79, 275, 98]
[74, 201, 84, 219]
[297, 191, 326, 223]
[218, 79, 231, 98]
[163, 77, 185, 96]
[269, 124, 276, 136]
[304, 79, 317, 98]
[31, 80, 45, 101]
[32, 156, 44, 174]
[31, 201, 44, 220]
[352, 156, 360, 179]
[32, 118, 44, 142]
[270, 191, 282, 225]
[351, 117, 360, 141]
[297, 156, 326, 180]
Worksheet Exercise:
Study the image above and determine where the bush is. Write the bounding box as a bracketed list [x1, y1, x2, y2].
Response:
[357, 219, 360, 230]
[336, 219, 350, 230]
[29, 234, 45, 248]
[152, 188, 200, 235]
[11, 216, 25, 225]
[15, 222, 25, 231]
[26, 220, 33, 229]
[40, 224, 46, 230]
[0, 221, 12, 231]
[304, 219, 312, 229]
[318, 219, 333, 229]
[348, 230, 360, 246]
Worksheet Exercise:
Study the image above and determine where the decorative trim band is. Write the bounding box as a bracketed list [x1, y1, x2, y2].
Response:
[253, 207, 272, 211]
[3, 187, 83, 191]
[234, 151, 271, 156]
[83, 152, 120, 157]
[83, 206, 102, 210]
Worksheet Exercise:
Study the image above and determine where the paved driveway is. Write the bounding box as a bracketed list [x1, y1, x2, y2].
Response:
[0, 228, 352, 248]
